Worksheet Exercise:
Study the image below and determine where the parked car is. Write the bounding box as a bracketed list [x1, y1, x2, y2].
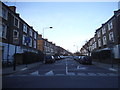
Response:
[44, 55, 55, 64]
[54, 55, 61, 60]
[59, 56, 65, 59]
[79, 56, 92, 65]
[73, 56, 81, 61]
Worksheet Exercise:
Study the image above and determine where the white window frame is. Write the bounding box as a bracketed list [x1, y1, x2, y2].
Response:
[23, 24, 27, 33]
[13, 30, 19, 38]
[2, 23, 7, 39]
[29, 28, 33, 37]
[29, 38, 32, 47]
[34, 32, 37, 39]
[109, 32, 114, 42]
[103, 36, 107, 45]
[98, 39, 101, 47]
[97, 31, 101, 38]
[94, 42, 97, 49]
[108, 21, 113, 30]
[93, 38, 95, 42]
[14, 17, 19, 28]
[102, 27, 106, 35]
[2, 7, 8, 20]
[34, 40, 36, 48]
[22, 34, 27, 45]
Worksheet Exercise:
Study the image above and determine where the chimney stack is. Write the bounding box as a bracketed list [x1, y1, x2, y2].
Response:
[9, 6, 16, 13]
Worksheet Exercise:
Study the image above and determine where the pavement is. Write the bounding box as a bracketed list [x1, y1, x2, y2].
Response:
[1, 61, 119, 76]
[1, 61, 43, 76]
[93, 62, 119, 72]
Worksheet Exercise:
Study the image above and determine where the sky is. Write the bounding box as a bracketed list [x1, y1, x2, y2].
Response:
[5, 2, 118, 53]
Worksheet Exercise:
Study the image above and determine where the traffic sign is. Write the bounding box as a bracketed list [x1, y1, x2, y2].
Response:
[25, 37, 30, 43]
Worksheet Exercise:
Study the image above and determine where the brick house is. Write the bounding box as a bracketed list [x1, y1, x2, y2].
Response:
[1, 2, 38, 64]
[80, 9, 120, 59]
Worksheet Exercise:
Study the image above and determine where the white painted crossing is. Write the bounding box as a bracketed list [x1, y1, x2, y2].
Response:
[77, 73, 87, 76]
[77, 66, 87, 70]
[109, 68, 118, 72]
[30, 71, 39, 75]
[88, 73, 97, 76]
[6, 72, 118, 77]
[28, 71, 118, 77]
[55, 74, 65, 76]
[96, 73, 108, 76]
[45, 70, 54, 76]
[20, 68, 28, 71]
[66, 72, 76, 76]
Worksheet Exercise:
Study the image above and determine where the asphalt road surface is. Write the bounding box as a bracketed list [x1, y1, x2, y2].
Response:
[2, 57, 119, 88]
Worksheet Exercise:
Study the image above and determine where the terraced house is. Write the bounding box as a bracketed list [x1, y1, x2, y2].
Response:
[0, 2, 38, 64]
[37, 34, 71, 56]
[80, 9, 120, 60]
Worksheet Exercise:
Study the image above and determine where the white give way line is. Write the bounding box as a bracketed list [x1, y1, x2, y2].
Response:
[30, 71, 39, 75]
[77, 66, 87, 70]
[45, 70, 54, 76]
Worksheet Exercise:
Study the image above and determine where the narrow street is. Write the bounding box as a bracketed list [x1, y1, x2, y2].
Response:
[3, 57, 119, 88]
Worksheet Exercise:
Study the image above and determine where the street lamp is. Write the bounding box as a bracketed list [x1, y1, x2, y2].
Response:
[42, 27, 53, 63]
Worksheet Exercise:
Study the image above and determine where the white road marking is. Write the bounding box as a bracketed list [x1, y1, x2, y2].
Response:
[66, 66, 68, 74]
[77, 66, 86, 70]
[96, 73, 108, 76]
[5, 72, 118, 77]
[107, 73, 118, 76]
[88, 73, 97, 76]
[66, 72, 75, 76]
[55, 74, 65, 76]
[66, 59, 68, 74]
[45, 70, 54, 76]
[30, 71, 39, 75]
[20, 68, 28, 71]
[109, 68, 118, 72]
[77, 73, 87, 76]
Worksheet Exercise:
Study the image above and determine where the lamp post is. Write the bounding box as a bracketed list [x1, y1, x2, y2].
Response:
[108, 40, 114, 68]
[42, 27, 53, 63]
[13, 37, 19, 71]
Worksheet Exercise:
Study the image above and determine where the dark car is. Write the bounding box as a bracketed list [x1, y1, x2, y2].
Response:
[74, 56, 80, 61]
[44, 55, 55, 64]
[54, 55, 61, 60]
[79, 56, 92, 65]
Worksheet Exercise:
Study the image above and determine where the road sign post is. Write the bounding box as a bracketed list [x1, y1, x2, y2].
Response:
[25, 36, 30, 67]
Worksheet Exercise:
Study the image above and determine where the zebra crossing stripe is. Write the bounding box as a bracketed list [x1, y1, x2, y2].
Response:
[96, 73, 108, 76]
[55, 74, 65, 76]
[109, 68, 117, 72]
[30, 71, 39, 75]
[21, 68, 28, 71]
[77, 73, 87, 76]
[66, 72, 75, 76]
[107, 73, 118, 76]
[45, 70, 54, 76]
[88, 73, 97, 76]
[5, 72, 118, 77]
